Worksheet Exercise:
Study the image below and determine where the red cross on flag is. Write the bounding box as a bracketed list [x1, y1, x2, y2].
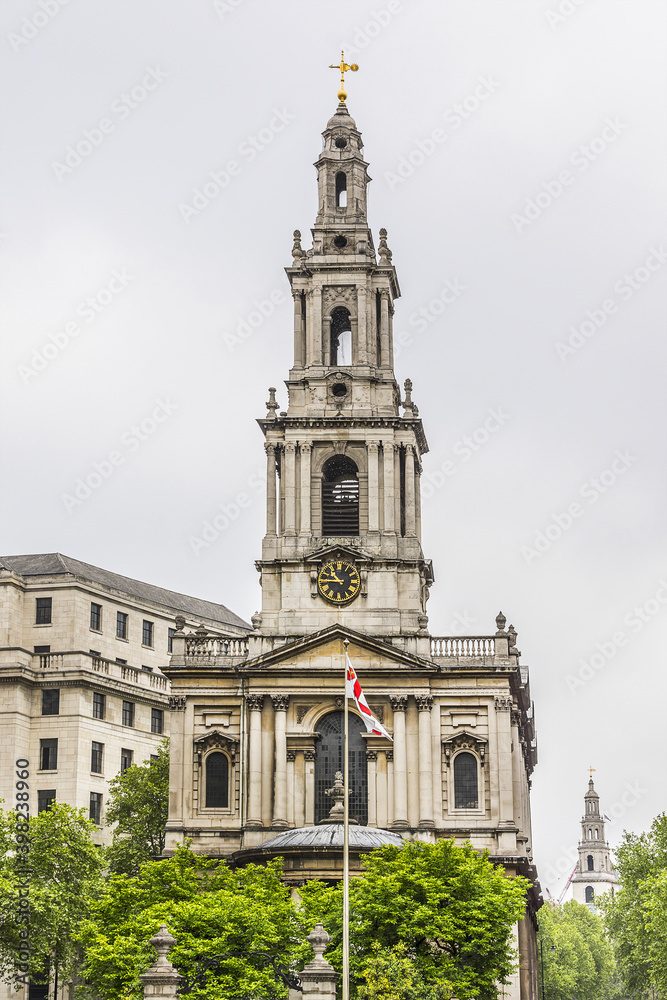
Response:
[345, 653, 392, 740]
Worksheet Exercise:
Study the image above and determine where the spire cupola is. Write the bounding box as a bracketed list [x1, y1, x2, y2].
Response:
[316, 102, 370, 226]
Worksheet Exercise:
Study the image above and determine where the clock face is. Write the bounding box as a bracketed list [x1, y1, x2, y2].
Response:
[317, 560, 361, 606]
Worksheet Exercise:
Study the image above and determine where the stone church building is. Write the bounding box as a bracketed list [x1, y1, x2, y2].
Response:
[163, 99, 541, 998]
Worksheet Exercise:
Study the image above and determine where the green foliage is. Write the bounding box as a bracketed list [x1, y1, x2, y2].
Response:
[105, 740, 169, 875]
[602, 813, 667, 998]
[0, 802, 105, 990]
[75, 846, 305, 999]
[299, 838, 529, 1000]
[537, 900, 620, 1000]
[357, 942, 455, 1000]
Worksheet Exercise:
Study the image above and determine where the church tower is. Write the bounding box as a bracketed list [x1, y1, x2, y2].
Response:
[164, 87, 542, 999]
[253, 100, 432, 647]
[571, 776, 619, 910]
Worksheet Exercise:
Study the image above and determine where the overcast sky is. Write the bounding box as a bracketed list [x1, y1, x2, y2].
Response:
[1, 0, 665, 898]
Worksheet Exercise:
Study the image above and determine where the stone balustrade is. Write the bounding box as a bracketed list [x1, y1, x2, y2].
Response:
[0, 648, 168, 691]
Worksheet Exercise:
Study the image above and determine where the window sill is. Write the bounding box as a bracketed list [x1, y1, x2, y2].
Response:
[89, 628, 103, 634]
[38, 768, 58, 774]
[90, 771, 104, 777]
[115, 636, 129, 643]
[141, 644, 154, 650]
[34, 623, 53, 628]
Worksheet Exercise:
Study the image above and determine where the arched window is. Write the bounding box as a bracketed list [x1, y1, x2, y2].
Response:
[585, 886, 594, 904]
[595, 828, 599, 839]
[335, 171, 347, 208]
[587, 854, 594, 871]
[322, 456, 359, 535]
[315, 711, 367, 824]
[588, 828, 592, 838]
[205, 752, 228, 808]
[330, 307, 352, 365]
[454, 752, 478, 809]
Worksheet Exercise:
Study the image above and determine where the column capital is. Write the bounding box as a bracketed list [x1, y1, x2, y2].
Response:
[367, 441, 379, 452]
[304, 748, 316, 761]
[380, 287, 390, 299]
[284, 442, 296, 454]
[299, 441, 312, 453]
[247, 694, 265, 712]
[495, 695, 513, 712]
[264, 442, 275, 455]
[271, 694, 290, 712]
[366, 749, 378, 762]
[390, 695, 408, 712]
[416, 695, 433, 712]
[286, 749, 297, 762]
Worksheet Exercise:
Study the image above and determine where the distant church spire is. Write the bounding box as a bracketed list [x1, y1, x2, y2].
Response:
[571, 774, 619, 910]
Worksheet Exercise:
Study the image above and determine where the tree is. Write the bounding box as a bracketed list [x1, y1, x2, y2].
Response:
[357, 943, 454, 1000]
[75, 846, 305, 1000]
[299, 838, 529, 999]
[105, 740, 169, 874]
[601, 813, 667, 998]
[0, 802, 105, 993]
[537, 900, 621, 1000]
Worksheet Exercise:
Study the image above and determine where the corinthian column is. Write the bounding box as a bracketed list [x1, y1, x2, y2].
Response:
[299, 443, 311, 535]
[383, 442, 394, 532]
[272, 695, 289, 828]
[405, 446, 416, 536]
[265, 445, 276, 536]
[366, 749, 377, 827]
[293, 291, 303, 368]
[246, 694, 264, 828]
[367, 442, 379, 532]
[416, 696, 434, 829]
[380, 289, 390, 367]
[390, 696, 408, 830]
[284, 444, 296, 536]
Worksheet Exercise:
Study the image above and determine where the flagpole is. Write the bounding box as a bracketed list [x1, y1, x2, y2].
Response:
[343, 638, 350, 1000]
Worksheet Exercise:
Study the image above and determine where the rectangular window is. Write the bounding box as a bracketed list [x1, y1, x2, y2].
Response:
[167, 627, 175, 653]
[142, 620, 153, 647]
[151, 708, 164, 734]
[90, 602, 102, 631]
[142, 665, 153, 673]
[120, 748, 133, 773]
[34, 645, 51, 654]
[89, 792, 102, 825]
[116, 611, 128, 639]
[122, 701, 134, 727]
[36, 597, 52, 624]
[39, 738, 58, 770]
[37, 790, 56, 814]
[41, 689, 60, 715]
[92, 692, 105, 719]
[115, 658, 127, 665]
[91, 741, 104, 774]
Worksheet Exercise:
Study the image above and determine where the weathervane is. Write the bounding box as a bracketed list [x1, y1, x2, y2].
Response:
[329, 50, 358, 103]
[589, 766, 596, 779]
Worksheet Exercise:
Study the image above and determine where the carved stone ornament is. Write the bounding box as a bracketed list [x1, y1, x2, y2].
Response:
[194, 730, 239, 764]
[378, 227, 393, 264]
[390, 695, 408, 712]
[334, 696, 345, 710]
[443, 731, 488, 766]
[511, 709, 522, 728]
[368, 704, 384, 724]
[322, 285, 356, 306]
[246, 694, 265, 713]
[286, 749, 297, 762]
[415, 696, 433, 712]
[495, 611, 507, 634]
[296, 705, 309, 725]
[271, 695, 290, 712]
[168, 695, 186, 712]
[366, 749, 378, 762]
[291, 229, 306, 260]
[303, 748, 317, 761]
[173, 615, 185, 633]
[495, 696, 513, 712]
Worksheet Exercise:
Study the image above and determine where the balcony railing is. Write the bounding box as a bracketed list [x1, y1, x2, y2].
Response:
[430, 636, 496, 658]
[0, 648, 170, 695]
[184, 636, 249, 658]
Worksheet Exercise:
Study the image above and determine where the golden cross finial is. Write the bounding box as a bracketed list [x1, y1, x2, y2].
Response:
[329, 50, 358, 103]
[589, 766, 596, 779]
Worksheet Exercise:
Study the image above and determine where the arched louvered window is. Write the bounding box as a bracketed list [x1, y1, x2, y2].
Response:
[335, 171, 347, 208]
[330, 307, 352, 365]
[587, 854, 594, 871]
[585, 886, 594, 904]
[322, 456, 359, 535]
[454, 752, 478, 809]
[315, 711, 367, 825]
[205, 752, 228, 808]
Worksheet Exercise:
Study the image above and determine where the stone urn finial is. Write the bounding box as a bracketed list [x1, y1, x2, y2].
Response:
[292, 229, 306, 260]
[306, 924, 331, 966]
[323, 771, 345, 823]
[378, 227, 393, 264]
[149, 925, 176, 968]
[173, 615, 185, 633]
[495, 611, 507, 635]
[266, 387, 279, 420]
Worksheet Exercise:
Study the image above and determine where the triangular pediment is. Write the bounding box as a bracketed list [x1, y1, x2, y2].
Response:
[245, 623, 436, 673]
[305, 544, 372, 565]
